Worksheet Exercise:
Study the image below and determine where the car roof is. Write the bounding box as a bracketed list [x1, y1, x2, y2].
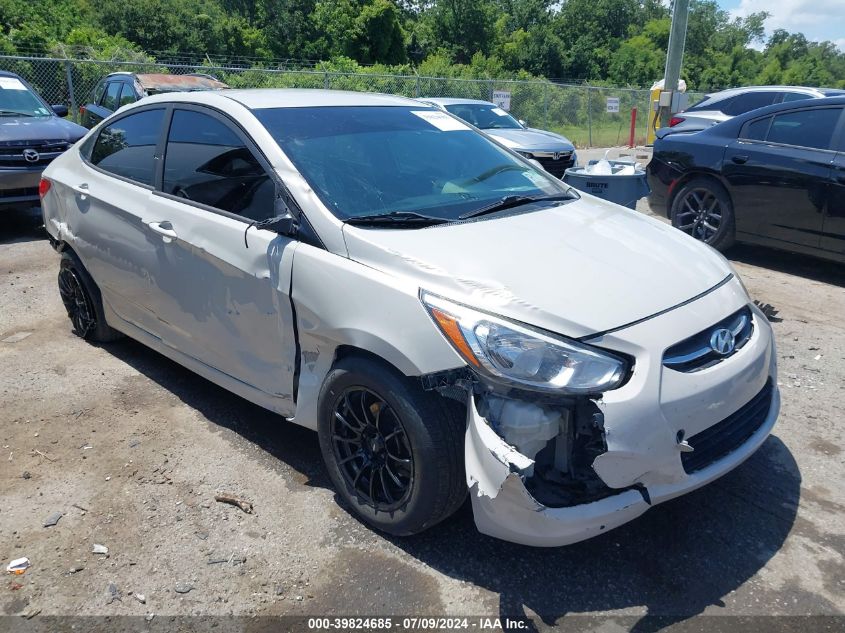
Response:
[421, 97, 496, 106]
[0, 70, 23, 79]
[701, 85, 833, 100]
[138, 88, 426, 109]
[104, 72, 228, 91]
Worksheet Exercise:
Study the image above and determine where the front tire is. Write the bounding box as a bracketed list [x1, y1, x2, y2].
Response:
[58, 251, 123, 343]
[670, 177, 735, 250]
[317, 356, 466, 536]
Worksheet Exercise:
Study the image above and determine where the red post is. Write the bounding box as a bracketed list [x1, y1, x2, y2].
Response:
[628, 107, 638, 148]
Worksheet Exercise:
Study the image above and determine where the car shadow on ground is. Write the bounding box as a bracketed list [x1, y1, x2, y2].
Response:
[0, 206, 46, 246]
[727, 243, 845, 288]
[387, 437, 802, 631]
[102, 338, 801, 631]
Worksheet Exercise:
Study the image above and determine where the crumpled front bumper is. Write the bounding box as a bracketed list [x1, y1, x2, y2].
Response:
[464, 278, 780, 547]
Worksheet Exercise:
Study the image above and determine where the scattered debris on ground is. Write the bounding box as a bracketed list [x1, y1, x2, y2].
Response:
[7, 558, 31, 575]
[214, 493, 253, 514]
[42, 511, 62, 527]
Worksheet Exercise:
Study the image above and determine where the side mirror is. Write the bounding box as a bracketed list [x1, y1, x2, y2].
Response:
[518, 119, 527, 128]
[268, 197, 298, 236]
[52, 105, 69, 118]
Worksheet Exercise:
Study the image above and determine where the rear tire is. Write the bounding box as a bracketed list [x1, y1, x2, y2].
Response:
[317, 356, 466, 536]
[58, 251, 124, 343]
[670, 177, 735, 250]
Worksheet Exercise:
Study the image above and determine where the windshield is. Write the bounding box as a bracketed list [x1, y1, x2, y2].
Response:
[255, 106, 570, 222]
[442, 103, 522, 130]
[0, 76, 51, 117]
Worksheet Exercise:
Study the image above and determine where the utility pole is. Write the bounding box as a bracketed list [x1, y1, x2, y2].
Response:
[661, 0, 691, 128]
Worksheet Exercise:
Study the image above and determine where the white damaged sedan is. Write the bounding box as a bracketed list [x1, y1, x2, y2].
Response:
[40, 89, 779, 546]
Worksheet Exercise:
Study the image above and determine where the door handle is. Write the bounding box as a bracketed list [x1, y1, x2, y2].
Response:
[731, 155, 749, 164]
[148, 221, 178, 241]
[72, 183, 89, 199]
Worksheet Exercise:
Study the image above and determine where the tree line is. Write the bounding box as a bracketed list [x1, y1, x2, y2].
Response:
[2, 0, 843, 90]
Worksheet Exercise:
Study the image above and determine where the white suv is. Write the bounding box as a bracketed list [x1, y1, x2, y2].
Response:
[40, 89, 779, 546]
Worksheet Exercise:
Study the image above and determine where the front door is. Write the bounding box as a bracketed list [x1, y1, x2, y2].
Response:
[143, 106, 298, 409]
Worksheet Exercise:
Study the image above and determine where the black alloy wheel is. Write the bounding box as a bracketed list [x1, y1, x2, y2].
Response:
[331, 387, 414, 513]
[58, 266, 96, 337]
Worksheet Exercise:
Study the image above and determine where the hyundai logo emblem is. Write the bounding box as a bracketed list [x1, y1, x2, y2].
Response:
[23, 149, 40, 163]
[709, 328, 736, 356]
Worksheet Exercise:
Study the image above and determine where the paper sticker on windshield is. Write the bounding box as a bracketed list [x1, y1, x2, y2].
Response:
[491, 107, 509, 116]
[0, 77, 27, 91]
[411, 110, 470, 131]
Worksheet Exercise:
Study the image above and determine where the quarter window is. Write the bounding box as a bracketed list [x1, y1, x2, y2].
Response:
[767, 108, 841, 150]
[101, 82, 122, 111]
[90, 108, 165, 186]
[163, 109, 275, 221]
[740, 116, 771, 141]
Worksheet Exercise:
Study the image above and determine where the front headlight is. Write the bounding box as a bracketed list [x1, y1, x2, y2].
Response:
[515, 150, 533, 158]
[421, 291, 629, 394]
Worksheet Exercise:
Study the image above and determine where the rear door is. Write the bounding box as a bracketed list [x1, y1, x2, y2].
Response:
[67, 106, 166, 334]
[822, 120, 845, 257]
[143, 105, 298, 408]
[723, 106, 842, 248]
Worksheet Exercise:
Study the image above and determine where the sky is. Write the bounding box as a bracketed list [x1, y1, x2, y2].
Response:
[716, 0, 845, 51]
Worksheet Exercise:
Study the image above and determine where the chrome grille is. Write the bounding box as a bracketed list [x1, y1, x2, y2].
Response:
[663, 306, 754, 372]
[526, 152, 575, 178]
[0, 139, 69, 168]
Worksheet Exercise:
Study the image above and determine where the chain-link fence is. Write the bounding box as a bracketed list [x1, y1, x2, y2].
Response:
[0, 54, 704, 148]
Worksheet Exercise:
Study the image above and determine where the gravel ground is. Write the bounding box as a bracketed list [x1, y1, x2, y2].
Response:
[1, 185, 843, 630]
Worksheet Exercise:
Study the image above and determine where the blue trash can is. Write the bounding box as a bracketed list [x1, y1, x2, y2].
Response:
[563, 160, 651, 209]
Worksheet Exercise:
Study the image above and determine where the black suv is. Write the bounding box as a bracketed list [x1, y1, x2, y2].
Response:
[1, 70, 87, 211]
[80, 72, 228, 128]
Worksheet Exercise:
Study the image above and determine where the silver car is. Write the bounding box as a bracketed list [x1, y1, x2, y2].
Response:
[659, 85, 845, 137]
[421, 98, 577, 178]
[41, 89, 779, 546]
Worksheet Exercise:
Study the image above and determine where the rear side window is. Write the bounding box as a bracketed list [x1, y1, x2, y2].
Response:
[766, 108, 841, 150]
[721, 92, 779, 116]
[90, 108, 165, 185]
[118, 84, 135, 107]
[101, 82, 121, 111]
[163, 109, 275, 221]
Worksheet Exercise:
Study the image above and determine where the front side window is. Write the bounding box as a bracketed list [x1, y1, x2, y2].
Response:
[0, 75, 51, 117]
[101, 82, 122, 111]
[780, 92, 812, 103]
[163, 109, 275, 221]
[90, 108, 164, 185]
[442, 103, 522, 130]
[254, 106, 569, 222]
[766, 108, 841, 150]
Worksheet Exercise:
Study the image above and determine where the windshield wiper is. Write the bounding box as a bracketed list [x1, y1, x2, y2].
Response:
[458, 193, 572, 220]
[345, 210, 449, 227]
[0, 110, 36, 117]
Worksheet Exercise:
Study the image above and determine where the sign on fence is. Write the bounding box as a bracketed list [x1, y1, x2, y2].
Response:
[492, 90, 511, 111]
[606, 97, 620, 113]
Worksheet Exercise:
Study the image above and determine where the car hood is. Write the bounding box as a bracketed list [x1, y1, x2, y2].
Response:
[342, 196, 732, 338]
[0, 116, 87, 143]
[484, 127, 575, 152]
